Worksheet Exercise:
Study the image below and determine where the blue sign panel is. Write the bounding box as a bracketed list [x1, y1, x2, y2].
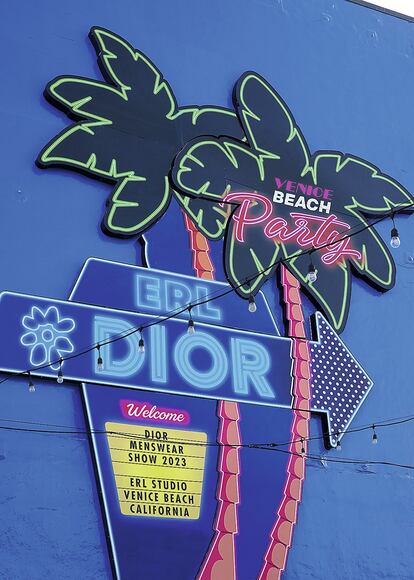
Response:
[70, 258, 280, 335]
[69, 260, 296, 578]
[0, 291, 293, 408]
[83, 384, 293, 580]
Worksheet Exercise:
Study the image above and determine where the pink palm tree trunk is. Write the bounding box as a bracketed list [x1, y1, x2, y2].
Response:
[183, 214, 241, 580]
[184, 214, 311, 580]
[259, 265, 311, 579]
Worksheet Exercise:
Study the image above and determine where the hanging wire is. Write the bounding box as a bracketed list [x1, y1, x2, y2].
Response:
[187, 305, 195, 335]
[0, 421, 411, 471]
[0, 410, 412, 454]
[138, 328, 145, 353]
[390, 212, 401, 248]
[0, 202, 411, 389]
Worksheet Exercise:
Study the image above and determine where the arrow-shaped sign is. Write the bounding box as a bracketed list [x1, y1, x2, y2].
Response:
[310, 312, 373, 447]
[0, 291, 293, 409]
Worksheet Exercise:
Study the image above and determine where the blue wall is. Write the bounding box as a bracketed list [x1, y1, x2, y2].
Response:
[1, 1, 414, 578]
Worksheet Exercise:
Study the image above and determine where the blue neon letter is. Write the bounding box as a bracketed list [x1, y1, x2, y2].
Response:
[194, 285, 221, 321]
[149, 325, 167, 383]
[231, 338, 275, 399]
[135, 274, 162, 311]
[174, 331, 228, 390]
[94, 316, 144, 377]
[165, 281, 192, 311]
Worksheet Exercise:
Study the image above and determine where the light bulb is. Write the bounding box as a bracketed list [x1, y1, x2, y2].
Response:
[300, 438, 305, 456]
[56, 360, 64, 384]
[97, 345, 104, 371]
[138, 337, 145, 353]
[372, 426, 378, 445]
[248, 295, 257, 313]
[28, 379, 35, 393]
[187, 319, 195, 335]
[336, 440, 341, 451]
[307, 263, 317, 283]
[390, 227, 400, 248]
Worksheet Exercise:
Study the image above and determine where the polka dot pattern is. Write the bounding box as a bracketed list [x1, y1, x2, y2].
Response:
[310, 313, 373, 445]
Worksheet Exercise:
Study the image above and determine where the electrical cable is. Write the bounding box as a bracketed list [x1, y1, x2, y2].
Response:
[0, 202, 411, 471]
[62, 196, 412, 350]
[0, 412, 412, 453]
[0, 422, 412, 471]
[257, 446, 414, 471]
[0, 201, 411, 387]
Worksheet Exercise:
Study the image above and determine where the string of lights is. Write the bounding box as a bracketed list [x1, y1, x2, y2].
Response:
[0, 202, 411, 457]
[1, 201, 411, 390]
[0, 421, 412, 471]
[259, 446, 414, 471]
[0, 411, 412, 454]
[81, 197, 410, 345]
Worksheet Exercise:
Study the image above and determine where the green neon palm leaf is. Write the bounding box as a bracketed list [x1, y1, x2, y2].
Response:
[172, 135, 284, 295]
[234, 72, 310, 171]
[37, 27, 244, 238]
[309, 153, 414, 289]
[172, 72, 414, 332]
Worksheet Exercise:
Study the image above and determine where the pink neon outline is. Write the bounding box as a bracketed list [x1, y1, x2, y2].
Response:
[120, 399, 190, 426]
[222, 191, 273, 242]
[222, 192, 362, 265]
[258, 267, 311, 579]
[274, 177, 334, 201]
[182, 211, 240, 580]
[197, 400, 240, 580]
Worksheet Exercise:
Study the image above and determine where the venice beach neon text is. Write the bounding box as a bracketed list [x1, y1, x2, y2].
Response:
[224, 192, 362, 265]
[273, 176, 333, 214]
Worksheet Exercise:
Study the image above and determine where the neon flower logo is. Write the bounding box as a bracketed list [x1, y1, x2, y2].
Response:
[20, 306, 75, 369]
[224, 191, 362, 265]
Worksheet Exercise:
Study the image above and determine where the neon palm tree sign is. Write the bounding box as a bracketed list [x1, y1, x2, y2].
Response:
[37, 27, 413, 580]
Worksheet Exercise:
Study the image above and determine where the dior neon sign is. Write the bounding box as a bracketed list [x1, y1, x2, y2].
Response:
[224, 192, 362, 265]
[94, 317, 275, 399]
